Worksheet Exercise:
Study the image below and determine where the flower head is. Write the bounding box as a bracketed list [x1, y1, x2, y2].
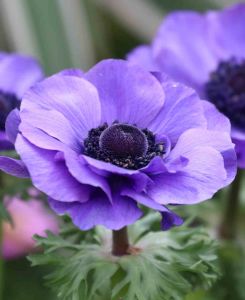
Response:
[0, 59, 237, 230]
[2, 193, 58, 259]
[0, 52, 43, 150]
[128, 3, 245, 168]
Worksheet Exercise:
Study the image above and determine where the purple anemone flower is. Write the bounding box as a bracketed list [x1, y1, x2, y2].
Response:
[0, 52, 43, 150]
[0, 59, 237, 230]
[128, 4, 245, 168]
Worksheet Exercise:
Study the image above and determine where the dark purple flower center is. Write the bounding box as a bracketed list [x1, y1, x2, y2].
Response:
[84, 122, 166, 170]
[0, 90, 19, 131]
[205, 58, 245, 129]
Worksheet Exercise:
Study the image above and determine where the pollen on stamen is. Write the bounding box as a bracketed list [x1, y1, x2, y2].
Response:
[83, 122, 166, 170]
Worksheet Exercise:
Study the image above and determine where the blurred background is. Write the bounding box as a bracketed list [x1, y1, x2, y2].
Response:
[0, 0, 244, 299]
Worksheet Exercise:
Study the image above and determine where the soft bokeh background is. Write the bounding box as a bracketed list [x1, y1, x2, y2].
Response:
[0, 0, 244, 299]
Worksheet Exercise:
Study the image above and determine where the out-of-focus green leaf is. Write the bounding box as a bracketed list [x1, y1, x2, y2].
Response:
[24, 0, 73, 74]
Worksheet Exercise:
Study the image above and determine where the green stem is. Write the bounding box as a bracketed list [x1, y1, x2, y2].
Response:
[218, 170, 243, 240]
[112, 227, 129, 256]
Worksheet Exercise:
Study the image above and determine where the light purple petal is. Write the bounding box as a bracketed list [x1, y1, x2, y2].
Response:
[48, 193, 142, 230]
[0, 156, 29, 178]
[5, 109, 20, 144]
[84, 59, 165, 127]
[19, 122, 70, 152]
[149, 75, 206, 145]
[127, 45, 158, 71]
[168, 128, 237, 185]
[15, 135, 90, 202]
[211, 3, 245, 59]
[0, 53, 43, 98]
[58, 69, 84, 77]
[21, 75, 101, 140]
[20, 108, 81, 152]
[152, 11, 218, 93]
[202, 100, 231, 133]
[148, 146, 226, 205]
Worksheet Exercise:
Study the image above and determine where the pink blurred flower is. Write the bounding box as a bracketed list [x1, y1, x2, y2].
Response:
[2, 196, 59, 259]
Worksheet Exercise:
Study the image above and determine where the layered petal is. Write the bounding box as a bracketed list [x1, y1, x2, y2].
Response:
[148, 145, 227, 205]
[202, 100, 231, 133]
[21, 75, 101, 140]
[168, 128, 236, 185]
[149, 74, 206, 145]
[15, 135, 90, 202]
[49, 192, 142, 230]
[20, 108, 81, 152]
[84, 59, 165, 127]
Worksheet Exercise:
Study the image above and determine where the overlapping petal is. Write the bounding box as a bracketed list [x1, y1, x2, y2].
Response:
[21, 75, 101, 140]
[49, 192, 142, 230]
[84, 59, 165, 127]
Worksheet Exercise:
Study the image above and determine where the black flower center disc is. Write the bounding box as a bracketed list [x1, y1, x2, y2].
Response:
[99, 123, 148, 158]
[205, 58, 245, 128]
[0, 90, 19, 130]
[84, 122, 166, 170]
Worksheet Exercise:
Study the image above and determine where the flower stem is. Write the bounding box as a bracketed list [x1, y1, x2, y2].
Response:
[112, 227, 129, 256]
[218, 170, 243, 240]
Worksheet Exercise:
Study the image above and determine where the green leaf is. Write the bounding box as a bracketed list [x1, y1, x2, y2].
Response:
[29, 214, 220, 300]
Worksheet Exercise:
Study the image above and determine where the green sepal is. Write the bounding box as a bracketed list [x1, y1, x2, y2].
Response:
[29, 213, 220, 300]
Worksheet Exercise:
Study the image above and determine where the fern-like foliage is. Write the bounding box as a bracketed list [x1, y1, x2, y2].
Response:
[29, 213, 220, 300]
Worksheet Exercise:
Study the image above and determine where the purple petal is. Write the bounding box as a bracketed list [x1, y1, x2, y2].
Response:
[212, 4, 245, 59]
[21, 75, 101, 140]
[58, 68, 84, 77]
[152, 11, 218, 93]
[232, 127, 245, 169]
[48, 192, 142, 230]
[121, 189, 183, 230]
[169, 128, 237, 185]
[84, 59, 165, 127]
[0, 53, 43, 98]
[19, 123, 70, 152]
[0, 131, 14, 151]
[161, 208, 183, 231]
[15, 135, 90, 202]
[63, 150, 112, 201]
[148, 146, 227, 205]
[0, 156, 29, 178]
[149, 76, 206, 145]
[5, 109, 20, 144]
[202, 100, 231, 133]
[20, 108, 81, 152]
[127, 45, 158, 71]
